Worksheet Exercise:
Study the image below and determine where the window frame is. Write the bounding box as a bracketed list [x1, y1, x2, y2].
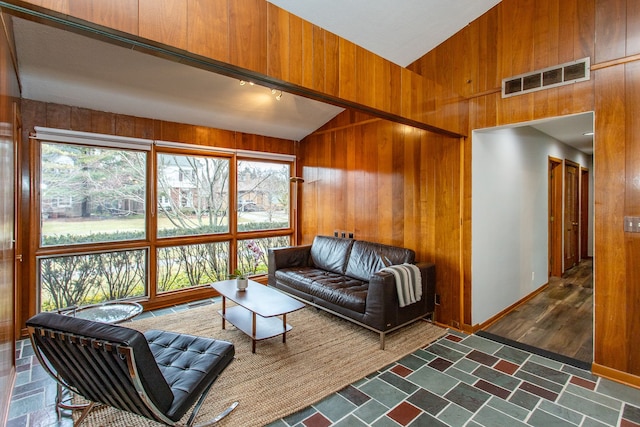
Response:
[32, 128, 296, 312]
[236, 156, 293, 233]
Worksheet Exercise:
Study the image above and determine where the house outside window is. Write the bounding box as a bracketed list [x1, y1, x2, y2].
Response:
[40, 141, 147, 245]
[157, 153, 229, 237]
[237, 159, 290, 232]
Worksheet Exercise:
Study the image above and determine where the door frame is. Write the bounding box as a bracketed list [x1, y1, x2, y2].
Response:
[549, 157, 563, 277]
[580, 167, 590, 260]
[564, 159, 580, 271]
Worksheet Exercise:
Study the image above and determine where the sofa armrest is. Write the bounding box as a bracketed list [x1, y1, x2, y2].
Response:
[268, 245, 312, 286]
[364, 262, 436, 330]
[363, 271, 396, 330]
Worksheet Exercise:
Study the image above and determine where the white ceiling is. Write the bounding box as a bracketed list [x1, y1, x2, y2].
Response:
[266, 0, 502, 67]
[13, 18, 344, 142]
[11, 1, 593, 151]
[531, 114, 594, 154]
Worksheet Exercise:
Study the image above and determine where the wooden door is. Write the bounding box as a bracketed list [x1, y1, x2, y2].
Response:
[580, 167, 589, 260]
[564, 161, 580, 271]
[549, 157, 563, 277]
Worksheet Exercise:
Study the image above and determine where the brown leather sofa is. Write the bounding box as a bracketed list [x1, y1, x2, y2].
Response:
[268, 235, 435, 349]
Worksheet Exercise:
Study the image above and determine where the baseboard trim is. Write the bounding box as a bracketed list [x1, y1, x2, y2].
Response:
[592, 362, 640, 390]
[476, 331, 592, 370]
[476, 283, 549, 331]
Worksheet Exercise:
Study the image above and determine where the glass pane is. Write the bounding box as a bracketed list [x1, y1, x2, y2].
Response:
[237, 236, 291, 276]
[157, 241, 230, 292]
[39, 249, 147, 312]
[157, 154, 229, 237]
[237, 160, 290, 231]
[40, 142, 147, 246]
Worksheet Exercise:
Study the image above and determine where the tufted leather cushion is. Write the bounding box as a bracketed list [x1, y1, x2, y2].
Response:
[345, 240, 416, 282]
[310, 235, 354, 275]
[275, 267, 368, 313]
[144, 329, 235, 420]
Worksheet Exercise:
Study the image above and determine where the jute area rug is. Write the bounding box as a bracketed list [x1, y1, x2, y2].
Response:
[79, 302, 447, 426]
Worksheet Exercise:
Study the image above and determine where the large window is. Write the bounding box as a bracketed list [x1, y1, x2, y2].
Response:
[39, 249, 147, 311]
[40, 142, 147, 245]
[237, 160, 290, 231]
[34, 129, 294, 312]
[237, 236, 290, 275]
[157, 153, 230, 237]
[157, 242, 229, 293]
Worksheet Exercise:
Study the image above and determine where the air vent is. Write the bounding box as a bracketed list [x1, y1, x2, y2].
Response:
[502, 57, 590, 98]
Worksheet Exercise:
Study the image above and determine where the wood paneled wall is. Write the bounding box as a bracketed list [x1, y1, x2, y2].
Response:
[300, 111, 463, 326]
[408, 0, 640, 384]
[0, 10, 20, 423]
[408, 0, 595, 101]
[15, 0, 467, 137]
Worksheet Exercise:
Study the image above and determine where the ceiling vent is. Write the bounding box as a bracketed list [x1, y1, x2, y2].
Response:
[502, 57, 590, 98]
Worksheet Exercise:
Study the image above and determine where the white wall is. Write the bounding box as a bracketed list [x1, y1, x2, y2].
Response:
[472, 125, 593, 325]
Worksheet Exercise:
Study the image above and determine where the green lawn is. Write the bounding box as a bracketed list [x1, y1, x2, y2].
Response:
[43, 217, 147, 235]
[41, 212, 286, 237]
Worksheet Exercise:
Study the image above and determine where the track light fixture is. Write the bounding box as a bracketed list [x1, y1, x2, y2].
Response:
[271, 89, 283, 100]
[240, 80, 283, 100]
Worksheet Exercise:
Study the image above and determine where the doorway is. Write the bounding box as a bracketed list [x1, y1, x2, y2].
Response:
[472, 112, 594, 365]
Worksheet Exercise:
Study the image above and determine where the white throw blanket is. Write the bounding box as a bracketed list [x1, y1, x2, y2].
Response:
[380, 263, 422, 308]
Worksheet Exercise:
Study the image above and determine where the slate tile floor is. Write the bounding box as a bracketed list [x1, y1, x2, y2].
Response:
[8, 303, 640, 427]
[267, 332, 640, 427]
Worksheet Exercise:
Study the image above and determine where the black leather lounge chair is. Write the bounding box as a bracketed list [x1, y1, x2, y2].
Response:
[26, 312, 238, 426]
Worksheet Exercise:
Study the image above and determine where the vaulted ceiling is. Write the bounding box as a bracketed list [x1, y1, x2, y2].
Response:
[11, 1, 593, 151]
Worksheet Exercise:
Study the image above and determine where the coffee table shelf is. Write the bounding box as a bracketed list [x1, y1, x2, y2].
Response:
[218, 305, 293, 341]
[211, 279, 305, 353]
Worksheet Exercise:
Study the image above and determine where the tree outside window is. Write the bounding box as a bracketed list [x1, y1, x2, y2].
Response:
[237, 160, 290, 231]
[157, 153, 230, 237]
[40, 142, 147, 245]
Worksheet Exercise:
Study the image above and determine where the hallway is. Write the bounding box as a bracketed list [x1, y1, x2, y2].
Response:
[482, 259, 593, 365]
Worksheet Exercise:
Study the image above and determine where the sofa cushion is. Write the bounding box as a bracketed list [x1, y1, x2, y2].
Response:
[310, 235, 355, 275]
[345, 240, 416, 282]
[275, 267, 367, 313]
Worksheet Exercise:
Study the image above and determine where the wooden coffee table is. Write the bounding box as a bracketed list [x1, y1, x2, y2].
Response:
[211, 279, 305, 353]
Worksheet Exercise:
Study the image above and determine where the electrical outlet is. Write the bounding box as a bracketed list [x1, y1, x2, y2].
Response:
[624, 216, 640, 232]
[341, 231, 346, 238]
[334, 230, 339, 237]
[348, 232, 354, 239]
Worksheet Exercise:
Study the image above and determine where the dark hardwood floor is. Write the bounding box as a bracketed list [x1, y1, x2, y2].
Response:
[482, 258, 593, 364]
